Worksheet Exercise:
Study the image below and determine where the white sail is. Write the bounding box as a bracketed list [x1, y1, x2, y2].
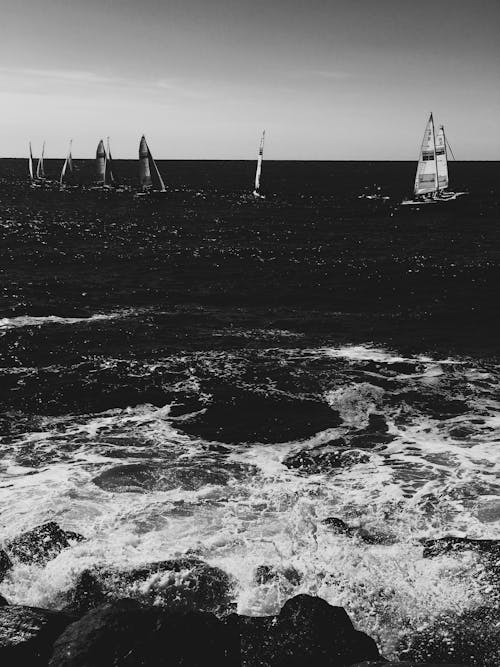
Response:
[28, 142, 34, 180]
[36, 141, 45, 179]
[139, 135, 152, 189]
[60, 140, 73, 186]
[435, 125, 449, 191]
[254, 130, 265, 194]
[414, 113, 438, 196]
[96, 139, 106, 184]
[139, 135, 165, 192]
[105, 137, 115, 185]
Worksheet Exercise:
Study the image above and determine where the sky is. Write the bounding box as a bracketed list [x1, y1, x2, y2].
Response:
[1, 0, 499, 159]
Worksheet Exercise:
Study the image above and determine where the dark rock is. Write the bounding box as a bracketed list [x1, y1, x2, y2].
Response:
[347, 433, 394, 449]
[284, 445, 369, 474]
[49, 599, 238, 666]
[176, 388, 342, 444]
[422, 536, 500, 558]
[65, 558, 235, 616]
[5, 522, 85, 565]
[237, 594, 381, 666]
[0, 595, 8, 607]
[322, 517, 355, 536]
[399, 606, 500, 666]
[366, 413, 389, 433]
[0, 604, 73, 666]
[254, 565, 302, 586]
[0, 550, 13, 582]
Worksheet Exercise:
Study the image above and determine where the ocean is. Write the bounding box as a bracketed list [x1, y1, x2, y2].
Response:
[1, 158, 499, 661]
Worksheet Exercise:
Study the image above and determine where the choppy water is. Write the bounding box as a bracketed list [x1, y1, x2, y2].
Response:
[0, 159, 499, 659]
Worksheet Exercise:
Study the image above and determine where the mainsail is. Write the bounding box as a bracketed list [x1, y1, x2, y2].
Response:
[96, 139, 106, 184]
[435, 125, 449, 191]
[60, 140, 74, 186]
[105, 137, 115, 185]
[36, 141, 45, 179]
[28, 142, 34, 180]
[253, 130, 265, 195]
[139, 135, 165, 192]
[414, 113, 438, 196]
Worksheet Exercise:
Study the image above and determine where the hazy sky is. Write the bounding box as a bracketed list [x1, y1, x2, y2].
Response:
[1, 0, 499, 158]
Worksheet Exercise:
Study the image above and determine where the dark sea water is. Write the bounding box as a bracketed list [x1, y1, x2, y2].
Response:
[1, 159, 499, 660]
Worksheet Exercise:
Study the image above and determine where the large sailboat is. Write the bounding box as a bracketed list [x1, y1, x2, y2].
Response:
[253, 130, 265, 198]
[28, 142, 35, 182]
[404, 113, 464, 204]
[105, 137, 115, 187]
[96, 139, 106, 185]
[59, 140, 74, 188]
[138, 135, 166, 194]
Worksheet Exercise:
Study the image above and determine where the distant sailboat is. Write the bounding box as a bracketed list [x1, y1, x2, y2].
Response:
[138, 135, 165, 193]
[105, 137, 115, 186]
[405, 113, 464, 204]
[253, 130, 265, 198]
[60, 140, 74, 187]
[96, 139, 106, 185]
[36, 141, 46, 180]
[28, 142, 34, 181]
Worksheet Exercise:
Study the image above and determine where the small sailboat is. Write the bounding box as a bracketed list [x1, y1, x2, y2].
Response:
[105, 137, 115, 186]
[253, 130, 265, 198]
[96, 139, 106, 185]
[59, 140, 74, 188]
[36, 141, 46, 180]
[403, 113, 465, 204]
[138, 135, 166, 194]
[28, 142, 35, 182]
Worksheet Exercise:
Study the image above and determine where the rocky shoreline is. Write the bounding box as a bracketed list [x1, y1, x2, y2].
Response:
[1, 522, 497, 665]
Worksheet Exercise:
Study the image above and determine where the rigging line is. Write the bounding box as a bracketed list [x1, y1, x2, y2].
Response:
[446, 137, 457, 161]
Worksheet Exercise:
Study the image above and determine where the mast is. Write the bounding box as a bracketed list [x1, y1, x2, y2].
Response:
[430, 113, 438, 194]
[28, 142, 34, 180]
[254, 130, 265, 195]
[435, 124, 449, 192]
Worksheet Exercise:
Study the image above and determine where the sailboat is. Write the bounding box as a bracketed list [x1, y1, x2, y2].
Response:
[138, 135, 166, 194]
[96, 139, 106, 185]
[105, 137, 115, 186]
[36, 141, 46, 180]
[253, 130, 265, 198]
[404, 113, 465, 204]
[59, 140, 74, 188]
[28, 142, 35, 182]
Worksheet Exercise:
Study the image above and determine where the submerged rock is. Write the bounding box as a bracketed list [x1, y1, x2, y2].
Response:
[176, 388, 342, 444]
[284, 445, 369, 474]
[5, 522, 84, 566]
[0, 604, 73, 666]
[254, 565, 302, 586]
[49, 599, 238, 666]
[422, 536, 500, 558]
[322, 517, 397, 545]
[0, 550, 12, 582]
[322, 517, 355, 536]
[237, 594, 381, 666]
[65, 558, 235, 616]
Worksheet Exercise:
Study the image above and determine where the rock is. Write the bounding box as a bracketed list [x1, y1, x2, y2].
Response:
[422, 536, 500, 558]
[365, 413, 389, 433]
[65, 558, 235, 616]
[398, 606, 500, 666]
[347, 433, 394, 449]
[237, 594, 381, 666]
[284, 445, 369, 474]
[5, 522, 85, 566]
[176, 388, 342, 444]
[49, 599, 238, 666]
[322, 517, 355, 536]
[0, 604, 73, 666]
[0, 550, 13, 582]
[0, 595, 8, 607]
[254, 565, 302, 586]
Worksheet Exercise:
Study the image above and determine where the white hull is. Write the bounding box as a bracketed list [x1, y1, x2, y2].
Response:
[401, 191, 467, 206]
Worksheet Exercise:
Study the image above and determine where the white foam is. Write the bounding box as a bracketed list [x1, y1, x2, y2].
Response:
[0, 310, 132, 331]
